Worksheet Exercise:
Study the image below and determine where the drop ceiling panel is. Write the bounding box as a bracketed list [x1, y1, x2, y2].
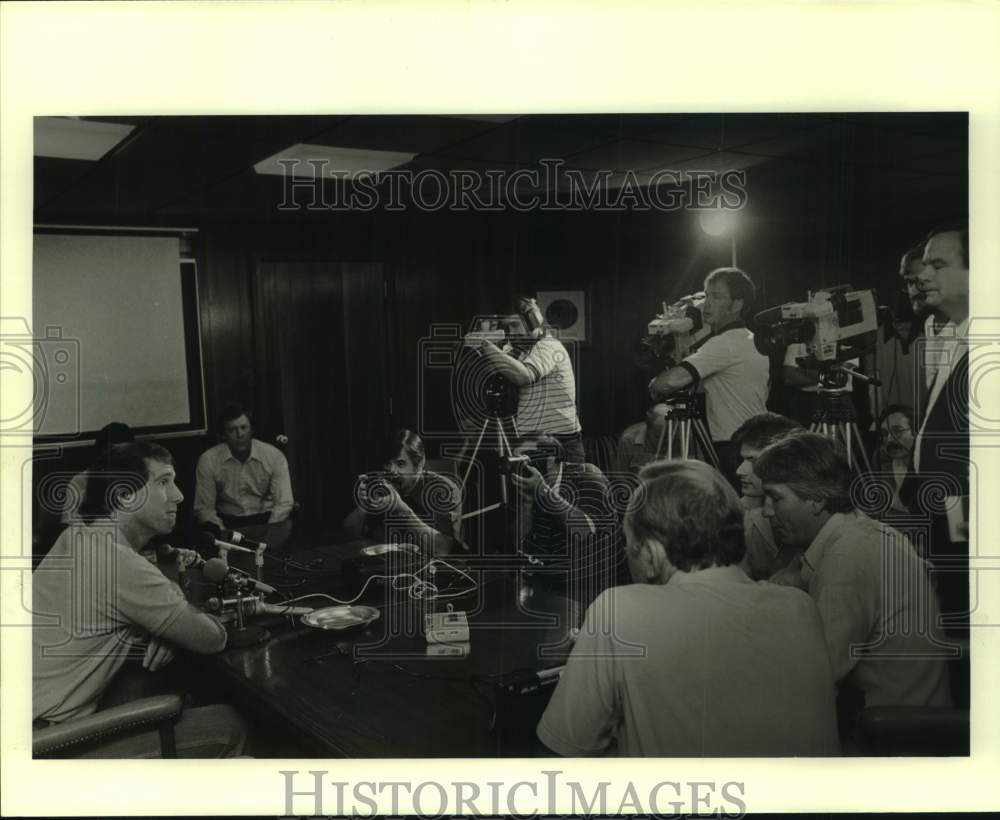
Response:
[40, 116, 347, 214]
[642, 113, 829, 153]
[430, 120, 616, 165]
[306, 115, 501, 157]
[565, 139, 712, 173]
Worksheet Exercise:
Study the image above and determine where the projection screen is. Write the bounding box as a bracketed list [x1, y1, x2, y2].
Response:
[32, 230, 205, 440]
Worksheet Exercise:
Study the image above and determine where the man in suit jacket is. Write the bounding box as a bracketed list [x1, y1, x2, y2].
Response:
[906, 219, 969, 636]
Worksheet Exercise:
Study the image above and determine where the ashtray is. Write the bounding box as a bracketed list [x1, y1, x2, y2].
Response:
[301, 605, 381, 631]
[360, 543, 421, 558]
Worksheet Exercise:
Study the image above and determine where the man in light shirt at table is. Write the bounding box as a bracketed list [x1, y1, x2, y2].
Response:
[756, 432, 951, 713]
[194, 403, 294, 545]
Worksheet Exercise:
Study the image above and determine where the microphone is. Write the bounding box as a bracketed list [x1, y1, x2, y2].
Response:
[158, 543, 206, 569]
[220, 529, 268, 551]
[195, 530, 256, 556]
[202, 557, 277, 594]
[206, 596, 314, 617]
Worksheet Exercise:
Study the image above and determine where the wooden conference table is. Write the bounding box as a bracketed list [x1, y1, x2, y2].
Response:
[191, 538, 582, 757]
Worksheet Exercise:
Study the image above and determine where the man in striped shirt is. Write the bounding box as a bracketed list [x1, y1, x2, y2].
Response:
[464, 296, 584, 462]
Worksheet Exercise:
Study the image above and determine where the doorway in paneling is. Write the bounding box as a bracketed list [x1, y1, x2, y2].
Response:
[253, 260, 391, 547]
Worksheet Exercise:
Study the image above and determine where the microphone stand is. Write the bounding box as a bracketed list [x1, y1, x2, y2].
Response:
[224, 590, 271, 648]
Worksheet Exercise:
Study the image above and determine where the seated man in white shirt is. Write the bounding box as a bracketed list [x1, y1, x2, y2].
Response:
[194, 403, 294, 546]
[755, 432, 952, 714]
[536, 459, 840, 757]
[648, 267, 770, 484]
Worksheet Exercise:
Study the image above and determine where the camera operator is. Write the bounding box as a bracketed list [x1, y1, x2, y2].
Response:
[463, 296, 584, 463]
[648, 268, 769, 480]
[343, 429, 461, 556]
[509, 434, 623, 609]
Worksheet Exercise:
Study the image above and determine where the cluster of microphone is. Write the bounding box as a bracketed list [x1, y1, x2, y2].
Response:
[180, 529, 315, 625]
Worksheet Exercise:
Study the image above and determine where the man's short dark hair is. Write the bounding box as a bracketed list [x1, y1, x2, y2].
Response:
[625, 460, 745, 572]
[753, 432, 853, 514]
[80, 442, 174, 520]
[381, 428, 426, 467]
[900, 243, 925, 276]
[731, 412, 803, 451]
[926, 218, 969, 268]
[704, 267, 757, 318]
[879, 403, 915, 431]
[217, 402, 252, 434]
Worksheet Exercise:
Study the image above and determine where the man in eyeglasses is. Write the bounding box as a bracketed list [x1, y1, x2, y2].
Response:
[876, 404, 916, 514]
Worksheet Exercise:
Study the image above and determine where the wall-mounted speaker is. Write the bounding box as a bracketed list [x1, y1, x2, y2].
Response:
[536, 289, 588, 344]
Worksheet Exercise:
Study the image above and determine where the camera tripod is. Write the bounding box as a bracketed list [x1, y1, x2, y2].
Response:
[808, 365, 875, 472]
[457, 412, 521, 522]
[652, 392, 720, 471]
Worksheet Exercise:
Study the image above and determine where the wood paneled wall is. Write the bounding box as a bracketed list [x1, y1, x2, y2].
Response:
[32, 154, 963, 550]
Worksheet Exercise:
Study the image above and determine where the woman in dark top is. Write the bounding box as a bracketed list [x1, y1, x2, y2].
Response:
[343, 429, 462, 555]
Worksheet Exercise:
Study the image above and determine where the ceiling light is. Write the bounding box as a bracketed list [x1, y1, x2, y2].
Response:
[253, 144, 416, 179]
[698, 209, 739, 237]
[34, 117, 136, 161]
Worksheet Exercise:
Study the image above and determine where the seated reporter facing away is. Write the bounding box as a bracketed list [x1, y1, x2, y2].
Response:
[344, 428, 462, 555]
[537, 459, 840, 757]
[33, 442, 248, 758]
[509, 433, 625, 609]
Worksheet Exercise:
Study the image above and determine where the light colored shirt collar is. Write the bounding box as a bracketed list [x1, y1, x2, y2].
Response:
[82, 517, 144, 554]
[667, 564, 751, 587]
[927, 314, 969, 341]
[801, 511, 853, 583]
[914, 315, 968, 472]
[953, 316, 970, 341]
[222, 439, 261, 464]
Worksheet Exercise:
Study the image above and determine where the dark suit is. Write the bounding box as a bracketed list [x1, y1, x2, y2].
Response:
[901, 348, 969, 635]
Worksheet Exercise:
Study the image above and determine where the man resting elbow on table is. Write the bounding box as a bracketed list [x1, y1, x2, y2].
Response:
[33, 442, 247, 758]
[343, 428, 462, 556]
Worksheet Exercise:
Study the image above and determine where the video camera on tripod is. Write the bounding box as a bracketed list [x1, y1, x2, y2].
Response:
[465, 313, 536, 351]
[754, 286, 883, 470]
[635, 293, 711, 373]
[753, 286, 878, 367]
[455, 314, 532, 423]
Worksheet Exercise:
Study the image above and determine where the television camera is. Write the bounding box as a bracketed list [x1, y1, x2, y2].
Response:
[634, 293, 719, 468]
[458, 314, 528, 422]
[465, 314, 535, 351]
[635, 293, 710, 372]
[753, 286, 878, 367]
[754, 286, 883, 470]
